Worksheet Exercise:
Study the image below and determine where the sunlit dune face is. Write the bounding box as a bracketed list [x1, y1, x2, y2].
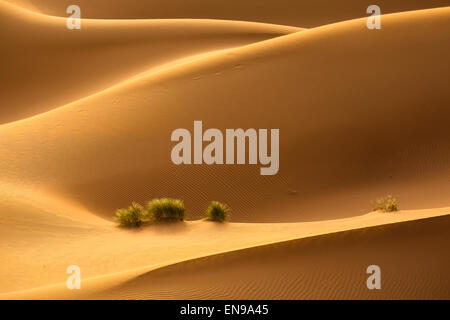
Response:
[0, 1, 449, 300]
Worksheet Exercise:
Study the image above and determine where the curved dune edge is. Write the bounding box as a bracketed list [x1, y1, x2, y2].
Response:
[107, 214, 450, 300]
[0, 181, 111, 229]
[1, 208, 448, 299]
[0, 0, 301, 124]
[1, 1, 448, 301]
[4, 0, 450, 28]
[1, 7, 449, 222]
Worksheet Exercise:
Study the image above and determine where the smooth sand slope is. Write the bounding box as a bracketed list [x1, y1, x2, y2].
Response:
[0, 1, 300, 123]
[1, 8, 449, 222]
[2, 208, 449, 299]
[6, 0, 450, 27]
[102, 214, 450, 300]
[1, 3, 449, 300]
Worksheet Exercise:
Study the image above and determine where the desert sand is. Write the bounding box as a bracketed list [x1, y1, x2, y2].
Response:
[0, 1, 449, 299]
[5, 0, 450, 27]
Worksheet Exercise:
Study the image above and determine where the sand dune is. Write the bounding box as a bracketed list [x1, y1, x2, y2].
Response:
[2, 208, 448, 299]
[0, 1, 300, 123]
[1, 8, 449, 222]
[5, 0, 450, 27]
[1, 1, 449, 300]
[105, 214, 450, 300]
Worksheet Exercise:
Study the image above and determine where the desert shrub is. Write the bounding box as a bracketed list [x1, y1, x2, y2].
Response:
[115, 202, 144, 227]
[205, 201, 230, 222]
[372, 195, 398, 212]
[145, 198, 185, 222]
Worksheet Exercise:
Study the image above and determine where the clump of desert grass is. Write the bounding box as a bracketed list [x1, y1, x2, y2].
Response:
[115, 202, 145, 227]
[114, 198, 232, 228]
[115, 198, 185, 228]
[372, 195, 398, 212]
[145, 198, 185, 222]
[205, 201, 230, 222]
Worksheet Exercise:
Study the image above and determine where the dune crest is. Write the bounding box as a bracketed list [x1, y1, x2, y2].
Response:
[0, 0, 300, 124]
[1, 1, 449, 301]
[1, 208, 449, 299]
[5, 0, 450, 27]
[1, 7, 449, 222]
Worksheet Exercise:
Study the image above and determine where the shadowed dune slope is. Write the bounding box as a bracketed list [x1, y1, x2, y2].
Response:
[5, 0, 450, 27]
[4, 212, 449, 299]
[0, 1, 300, 123]
[0, 8, 449, 222]
[101, 214, 450, 299]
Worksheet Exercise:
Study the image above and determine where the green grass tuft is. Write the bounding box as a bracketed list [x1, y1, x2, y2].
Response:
[145, 198, 185, 222]
[115, 202, 144, 227]
[205, 201, 230, 222]
[372, 195, 398, 212]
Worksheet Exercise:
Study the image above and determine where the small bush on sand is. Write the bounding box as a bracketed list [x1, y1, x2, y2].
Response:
[145, 198, 185, 222]
[205, 201, 230, 222]
[115, 202, 144, 227]
[372, 195, 398, 212]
